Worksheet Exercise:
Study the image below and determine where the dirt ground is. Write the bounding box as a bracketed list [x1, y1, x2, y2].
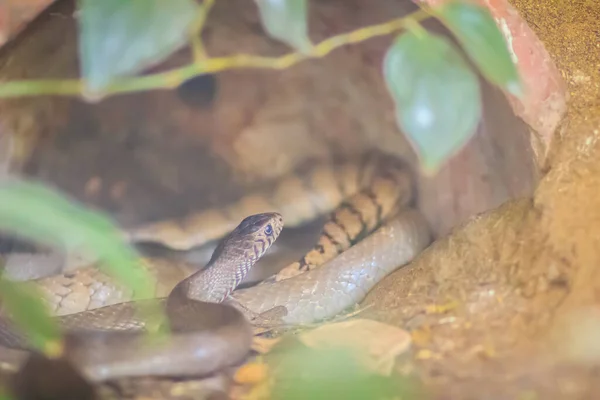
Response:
[363, 0, 600, 398]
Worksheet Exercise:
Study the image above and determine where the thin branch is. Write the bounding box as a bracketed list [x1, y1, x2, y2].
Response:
[0, 8, 431, 100]
[189, 0, 216, 61]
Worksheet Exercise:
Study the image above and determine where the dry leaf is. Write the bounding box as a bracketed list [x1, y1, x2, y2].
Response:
[415, 349, 441, 360]
[234, 362, 269, 385]
[424, 300, 459, 314]
[231, 360, 272, 400]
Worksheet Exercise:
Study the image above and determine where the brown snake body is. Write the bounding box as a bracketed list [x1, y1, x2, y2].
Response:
[0, 153, 431, 382]
[1, 213, 284, 381]
[16, 152, 414, 317]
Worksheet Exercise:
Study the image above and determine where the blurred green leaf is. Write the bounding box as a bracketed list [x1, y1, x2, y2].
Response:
[0, 180, 157, 302]
[0, 180, 166, 346]
[256, 0, 312, 53]
[268, 342, 422, 400]
[383, 30, 481, 175]
[0, 277, 62, 356]
[77, 0, 200, 95]
[0, 385, 14, 400]
[433, 1, 522, 98]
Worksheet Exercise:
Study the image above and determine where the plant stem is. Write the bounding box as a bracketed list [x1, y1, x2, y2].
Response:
[0, 7, 432, 100]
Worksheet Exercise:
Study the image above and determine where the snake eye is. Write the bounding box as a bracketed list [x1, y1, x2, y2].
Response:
[264, 224, 273, 235]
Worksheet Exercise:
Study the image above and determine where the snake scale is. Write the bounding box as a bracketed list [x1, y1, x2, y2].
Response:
[0, 152, 431, 383]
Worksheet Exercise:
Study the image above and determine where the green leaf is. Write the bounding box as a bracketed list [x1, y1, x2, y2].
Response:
[256, 0, 312, 53]
[433, 1, 522, 98]
[0, 180, 157, 301]
[269, 344, 421, 400]
[383, 30, 482, 175]
[0, 386, 13, 400]
[77, 0, 200, 95]
[0, 277, 62, 356]
[0, 180, 167, 347]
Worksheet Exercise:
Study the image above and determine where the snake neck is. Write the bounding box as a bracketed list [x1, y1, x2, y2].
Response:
[166, 212, 282, 306]
[171, 254, 255, 304]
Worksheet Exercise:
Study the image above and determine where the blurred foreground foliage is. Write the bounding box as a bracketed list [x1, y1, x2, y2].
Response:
[0, 0, 521, 173]
[0, 180, 165, 355]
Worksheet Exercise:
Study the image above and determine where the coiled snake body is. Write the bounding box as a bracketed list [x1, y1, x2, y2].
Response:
[0, 152, 431, 382]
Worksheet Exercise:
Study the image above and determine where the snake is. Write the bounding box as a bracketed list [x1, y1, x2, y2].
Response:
[0, 152, 431, 383]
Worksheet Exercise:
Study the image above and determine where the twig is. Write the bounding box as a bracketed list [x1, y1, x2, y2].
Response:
[0, 8, 432, 100]
[189, 0, 216, 61]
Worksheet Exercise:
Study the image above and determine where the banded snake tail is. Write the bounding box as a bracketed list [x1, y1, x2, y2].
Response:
[122, 152, 413, 254]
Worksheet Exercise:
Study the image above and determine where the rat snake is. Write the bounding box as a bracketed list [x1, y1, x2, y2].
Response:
[0, 152, 431, 382]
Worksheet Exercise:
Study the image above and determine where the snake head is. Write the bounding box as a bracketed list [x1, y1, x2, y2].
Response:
[208, 212, 284, 267]
[234, 212, 284, 248]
